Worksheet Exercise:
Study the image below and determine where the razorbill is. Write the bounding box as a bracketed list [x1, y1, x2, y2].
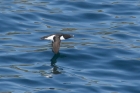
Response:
[41, 33, 74, 54]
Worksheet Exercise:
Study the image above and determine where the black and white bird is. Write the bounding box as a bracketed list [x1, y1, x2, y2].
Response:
[41, 33, 74, 54]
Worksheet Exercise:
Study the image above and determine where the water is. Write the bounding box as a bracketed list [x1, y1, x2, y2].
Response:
[0, 0, 140, 93]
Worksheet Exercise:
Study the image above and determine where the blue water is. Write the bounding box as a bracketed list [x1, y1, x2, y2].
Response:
[0, 0, 140, 93]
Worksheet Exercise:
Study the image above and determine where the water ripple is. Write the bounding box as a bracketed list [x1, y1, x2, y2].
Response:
[0, 0, 140, 93]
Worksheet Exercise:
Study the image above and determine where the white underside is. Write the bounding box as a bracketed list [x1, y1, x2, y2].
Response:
[44, 35, 65, 41]
[60, 36, 65, 40]
[44, 35, 55, 41]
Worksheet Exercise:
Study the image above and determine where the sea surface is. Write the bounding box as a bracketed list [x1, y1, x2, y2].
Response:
[0, 0, 140, 93]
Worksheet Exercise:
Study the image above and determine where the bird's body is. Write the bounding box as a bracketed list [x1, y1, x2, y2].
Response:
[41, 33, 73, 54]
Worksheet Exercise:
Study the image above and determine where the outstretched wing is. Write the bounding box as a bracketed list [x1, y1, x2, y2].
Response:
[41, 35, 55, 41]
[62, 34, 74, 39]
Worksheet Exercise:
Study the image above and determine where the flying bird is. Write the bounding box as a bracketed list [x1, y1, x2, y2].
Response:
[41, 33, 74, 54]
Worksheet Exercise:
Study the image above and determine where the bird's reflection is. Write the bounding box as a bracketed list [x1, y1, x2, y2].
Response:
[50, 53, 62, 74]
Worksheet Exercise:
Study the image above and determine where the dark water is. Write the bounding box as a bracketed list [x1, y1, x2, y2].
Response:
[0, 0, 140, 93]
